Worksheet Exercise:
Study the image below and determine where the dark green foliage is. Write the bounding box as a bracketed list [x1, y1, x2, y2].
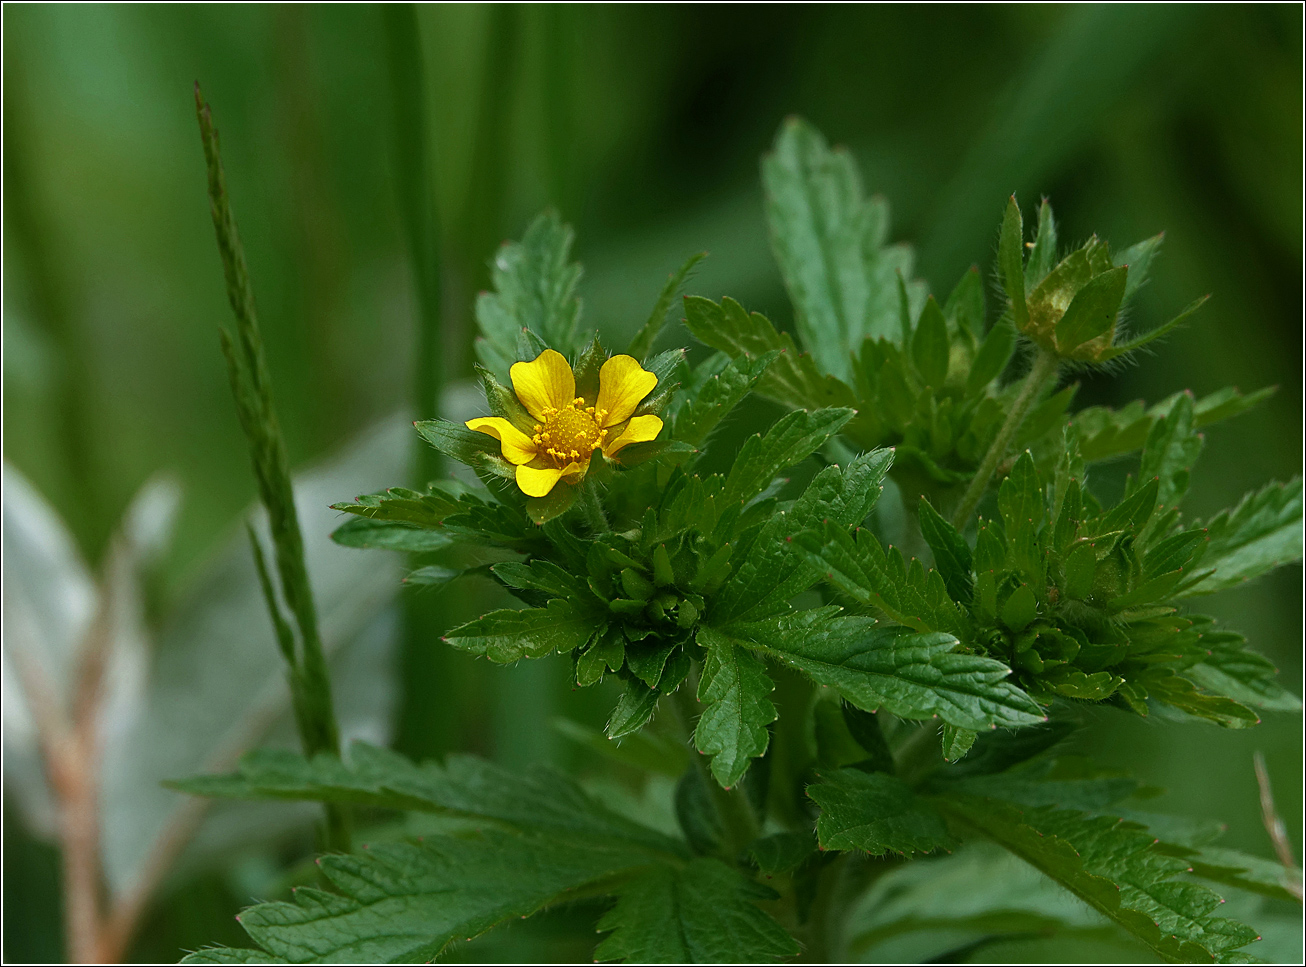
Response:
[176, 116, 1301, 965]
[810, 768, 956, 856]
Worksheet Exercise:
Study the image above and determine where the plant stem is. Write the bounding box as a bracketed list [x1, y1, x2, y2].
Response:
[952, 347, 1059, 529]
[669, 677, 759, 860]
[196, 85, 348, 852]
[580, 480, 609, 533]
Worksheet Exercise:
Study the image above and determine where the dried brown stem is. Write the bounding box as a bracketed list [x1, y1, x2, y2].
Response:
[1253, 751, 1303, 901]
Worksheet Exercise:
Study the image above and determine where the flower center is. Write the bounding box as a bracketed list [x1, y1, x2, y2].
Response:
[532, 398, 607, 467]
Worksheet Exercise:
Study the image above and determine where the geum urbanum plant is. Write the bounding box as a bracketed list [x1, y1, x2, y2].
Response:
[176, 118, 1302, 964]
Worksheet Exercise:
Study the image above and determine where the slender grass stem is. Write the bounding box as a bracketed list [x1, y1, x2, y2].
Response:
[195, 84, 348, 852]
[952, 347, 1059, 529]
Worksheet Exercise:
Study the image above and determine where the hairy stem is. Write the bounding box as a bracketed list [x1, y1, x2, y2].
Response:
[669, 677, 759, 860]
[580, 480, 610, 533]
[952, 347, 1059, 528]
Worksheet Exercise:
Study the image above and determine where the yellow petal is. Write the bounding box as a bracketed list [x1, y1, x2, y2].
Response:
[510, 349, 575, 420]
[596, 355, 658, 427]
[515, 464, 564, 497]
[603, 414, 664, 457]
[466, 417, 538, 465]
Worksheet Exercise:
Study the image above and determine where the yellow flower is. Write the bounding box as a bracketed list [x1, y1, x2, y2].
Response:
[467, 349, 664, 497]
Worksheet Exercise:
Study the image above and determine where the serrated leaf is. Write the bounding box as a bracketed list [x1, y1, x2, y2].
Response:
[1182, 632, 1301, 712]
[941, 724, 977, 762]
[1026, 198, 1059, 293]
[719, 408, 854, 508]
[171, 742, 683, 853]
[596, 858, 798, 963]
[1069, 386, 1273, 465]
[713, 448, 893, 622]
[811, 767, 956, 856]
[726, 611, 1043, 731]
[329, 517, 456, 553]
[1139, 391, 1202, 511]
[475, 211, 583, 378]
[911, 296, 950, 386]
[762, 117, 923, 378]
[918, 497, 973, 604]
[607, 679, 661, 739]
[184, 831, 659, 965]
[672, 350, 778, 449]
[444, 599, 599, 663]
[998, 196, 1028, 329]
[797, 522, 966, 637]
[692, 631, 777, 788]
[748, 831, 817, 876]
[935, 794, 1260, 962]
[1133, 667, 1259, 728]
[628, 252, 706, 360]
[682, 295, 857, 412]
[414, 419, 507, 472]
[1183, 478, 1303, 596]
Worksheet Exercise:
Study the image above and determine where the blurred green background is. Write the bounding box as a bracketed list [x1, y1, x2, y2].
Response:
[3, 4, 1301, 963]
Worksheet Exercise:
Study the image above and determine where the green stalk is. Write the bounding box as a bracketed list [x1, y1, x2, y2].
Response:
[951, 347, 1059, 529]
[670, 678, 759, 861]
[579, 480, 610, 533]
[196, 85, 348, 852]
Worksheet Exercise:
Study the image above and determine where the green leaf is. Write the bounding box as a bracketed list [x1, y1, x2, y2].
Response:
[1133, 667, 1259, 728]
[414, 419, 508, 473]
[719, 408, 854, 508]
[628, 252, 706, 360]
[729, 611, 1044, 731]
[761, 117, 923, 378]
[672, 350, 778, 449]
[811, 768, 956, 856]
[841, 704, 897, 774]
[944, 265, 986, 339]
[170, 742, 682, 851]
[748, 831, 817, 876]
[1138, 391, 1201, 511]
[682, 296, 857, 411]
[526, 482, 578, 524]
[1182, 631, 1301, 712]
[1026, 198, 1058, 293]
[918, 497, 973, 604]
[1179, 845, 1304, 904]
[607, 679, 661, 739]
[475, 211, 583, 377]
[596, 858, 798, 963]
[935, 795, 1260, 962]
[997, 196, 1027, 329]
[1070, 386, 1274, 465]
[444, 599, 599, 663]
[1098, 295, 1209, 361]
[1114, 232, 1164, 304]
[693, 631, 777, 788]
[330, 485, 462, 526]
[966, 318, 1017, 395]
[797, 522, 966, 637]
[1183, 478, 1303, 596]
[941, 724, 977, 762]
[713, 448, 893, 622]
[329, 517, 455, 553]
[1054, 266, 1127, 356]
[186, 832, 657, 965]
[911, 296, 950, 386]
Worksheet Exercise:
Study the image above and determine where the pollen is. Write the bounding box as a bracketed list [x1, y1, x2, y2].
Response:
[532, 398, 608, 466]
